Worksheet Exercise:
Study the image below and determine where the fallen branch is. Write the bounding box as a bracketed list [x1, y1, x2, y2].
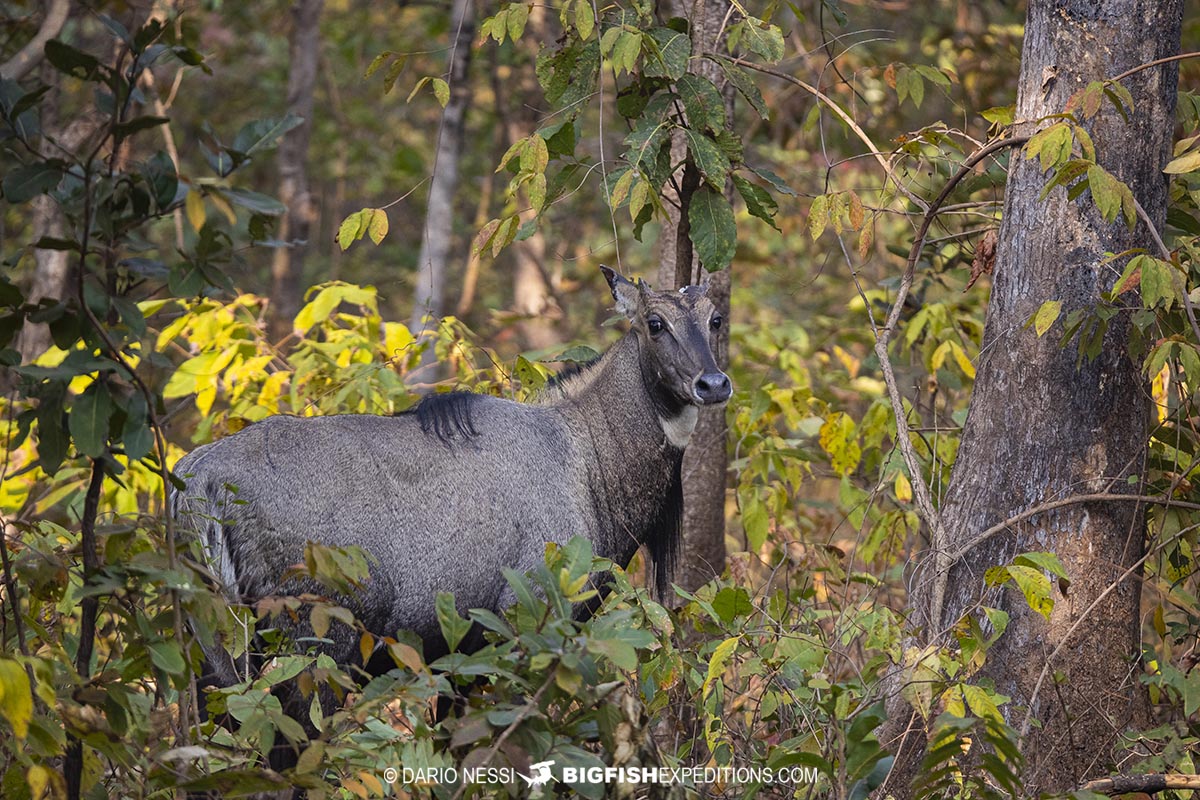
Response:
[1082, 774, 1200, 795]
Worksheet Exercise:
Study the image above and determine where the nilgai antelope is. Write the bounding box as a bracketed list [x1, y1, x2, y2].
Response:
[173, 265, 731, 696]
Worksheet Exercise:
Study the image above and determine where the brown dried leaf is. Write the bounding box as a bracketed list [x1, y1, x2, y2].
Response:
[966, 228, 998, 291]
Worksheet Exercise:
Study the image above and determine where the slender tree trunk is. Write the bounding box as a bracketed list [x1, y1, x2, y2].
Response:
[505, 6, 561, 352]
[17, 56, 105, 365]
[885, 1, 1183, 794]
[657, 0, 733, 593]
[268, 0, 323, 344]
[410, 0, 475, 337]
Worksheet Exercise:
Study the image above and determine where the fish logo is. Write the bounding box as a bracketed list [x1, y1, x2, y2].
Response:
[518, 760, 555, 788]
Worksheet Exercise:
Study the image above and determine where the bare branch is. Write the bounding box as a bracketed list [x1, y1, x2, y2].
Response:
[0, 0, 71, 81]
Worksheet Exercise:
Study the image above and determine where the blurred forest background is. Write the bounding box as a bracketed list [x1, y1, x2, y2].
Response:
[4, 1, 1200, 798]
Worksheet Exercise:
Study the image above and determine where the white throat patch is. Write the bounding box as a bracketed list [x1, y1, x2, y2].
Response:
[660, 406, 699, 448]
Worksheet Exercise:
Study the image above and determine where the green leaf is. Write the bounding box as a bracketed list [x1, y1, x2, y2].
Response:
[44, 40, 103, 80]
[231, 114, 303, 157]
[742, 493, 769, 551]
[1087, 165, 1122, 223]
[336, 210, 368, 251]
[70, 381, 114, 458]
[713, 59, 769, 119]
[0, 659, 33, 740]
[121, 393, 153, 461]
[148, 640, 186, 674]
[1006, 565, 1054, 619]
[2, 164, 63, 203]
[1011, 552, 1068, 580]
[675, 74, 725, 132]
[436, 592, 471, 652]
[981, 105, 1015, 125]
[641, 27, 691, 80]
[432, 78, 450, 108]
[113, 115, 170, 140]
[1032, 299, 1062, 337]
[364, 50, 394, 78]
[223, 188, 285, 216]
[684, 130, 730, 189]
[732, 174, 780, 230]
[712, 587, 753, 624]
[688, 187, 737, 272]
[624, 117, 669, 166]
[608, 30, 642, 76]
[586, 636, 638, 670]
[731, 18, 785, 62]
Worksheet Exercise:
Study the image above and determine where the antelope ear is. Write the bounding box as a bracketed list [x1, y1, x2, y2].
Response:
[601, 265, 640, 318]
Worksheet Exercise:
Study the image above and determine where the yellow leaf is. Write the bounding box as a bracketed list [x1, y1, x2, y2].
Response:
[359, 771, 384, 795]
[629, 179, 649, 222]
[185, 190, 206, 232]
[367, 208, 389, 245]
[1164, 147, 1200, 175]
[387, 640, 425, 672]
[609, 170, 634, 210]
[808, 195, 828, 241]
[894, 472, 913, 503]
[575, 0, 595, 38]
[27, 764, 56, 800]
[950, 341, 976, 379]
[0, 659, 33, 740]
[1152, 361, 1170, 423]
[703, 636, 740, 699]
[1033, 299, 1062, 337]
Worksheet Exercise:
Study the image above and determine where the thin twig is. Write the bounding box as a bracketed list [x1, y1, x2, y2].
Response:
[1108, 51, 1200, 84]
[1018, 512, 1200, 740]
[944, 492, 1200, 565]
[719, 54, 929, 213]
[448, 673, 555, 800]
[892, 135, 1029, 631]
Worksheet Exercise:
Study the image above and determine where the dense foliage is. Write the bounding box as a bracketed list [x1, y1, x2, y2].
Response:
[2, 1, 1200, 798]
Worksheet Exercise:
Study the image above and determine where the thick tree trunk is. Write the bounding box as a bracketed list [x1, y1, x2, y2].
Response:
[268, 0, 323, 343]
[409, 0, 474, 335]
[886, 1, 1183, 794]
[657, 0, 733, 593]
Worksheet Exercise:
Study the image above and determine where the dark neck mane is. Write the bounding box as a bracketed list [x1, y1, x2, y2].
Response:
[543, 333, 684, 597]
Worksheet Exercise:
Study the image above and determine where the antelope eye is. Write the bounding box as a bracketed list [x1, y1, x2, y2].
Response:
[710, 314, 723, 331]
[647, 316, 665, 335]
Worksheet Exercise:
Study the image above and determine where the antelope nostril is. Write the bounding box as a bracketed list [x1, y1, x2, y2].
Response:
[694, 372, 733, 403]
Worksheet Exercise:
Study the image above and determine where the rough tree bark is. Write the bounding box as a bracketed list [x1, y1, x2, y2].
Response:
[656, 0, 732, 593]
[268, 0, 323, 343]
[409, 0, 475, 336]
[885, 1, 1184, 794]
